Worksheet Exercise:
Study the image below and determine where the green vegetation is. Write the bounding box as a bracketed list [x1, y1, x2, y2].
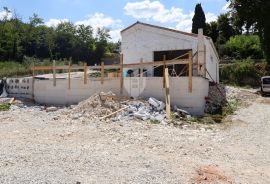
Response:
[222, 35, 263, 59]
[0, 103, 11, 111]
[192, 3, 206, 34]
[0, 9, 119, 66]
[220, 59, 268, 86]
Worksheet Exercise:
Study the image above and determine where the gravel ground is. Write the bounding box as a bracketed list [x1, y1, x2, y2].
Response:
[0, 88, 269, 183]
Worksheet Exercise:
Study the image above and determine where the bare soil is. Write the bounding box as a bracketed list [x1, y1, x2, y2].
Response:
[0, 88, 269, 183]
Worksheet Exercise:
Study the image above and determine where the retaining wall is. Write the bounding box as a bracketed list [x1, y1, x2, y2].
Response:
[5, 77, 33, 99]
[34, 77, 209, 115]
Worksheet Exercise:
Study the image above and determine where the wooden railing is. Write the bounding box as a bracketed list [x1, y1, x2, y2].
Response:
[31, 52, 194, 93]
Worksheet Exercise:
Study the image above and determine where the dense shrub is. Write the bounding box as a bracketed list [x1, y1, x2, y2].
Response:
[220, 59, 268, 87]
[220, 35, 264, 59]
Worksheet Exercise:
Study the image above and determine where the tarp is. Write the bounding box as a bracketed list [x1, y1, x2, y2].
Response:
[0, 78, 8, 98]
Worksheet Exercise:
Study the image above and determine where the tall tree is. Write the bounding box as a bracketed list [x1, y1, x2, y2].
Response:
[228, 0, 270, 62]
[217, 13, 235, 44]
[192, 3, 206, 34]
[205, 21, 219, 43]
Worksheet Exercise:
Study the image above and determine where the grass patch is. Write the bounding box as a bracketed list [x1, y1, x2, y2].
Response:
[220, 59, 269, 87]
[0, 58, 74, 78]
[0, 103, 11, 111]
[188, 100, 239, 125]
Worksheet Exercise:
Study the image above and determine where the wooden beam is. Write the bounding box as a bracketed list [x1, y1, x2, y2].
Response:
[164, 67, 171, 120]
[53, 60, 56, 87]
[120, 54, 124, 94]
[204, 45, 206, 78]
[99, 106, 129, 120]
[32, 62, 35, 99]
[196, 46, 199, 76]
[31, 59, 189, 72]
[163, 55, 166, 88]
[101, 61, 104, 84]
[140, 58, 143, 77]
[68, 62, 71, 89]
[84, 62, 87, 84]
[188, 50, 193, 93]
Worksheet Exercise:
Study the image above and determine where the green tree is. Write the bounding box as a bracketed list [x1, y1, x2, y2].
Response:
[192, 3, 206, 34]
[205, 21, 219, 43]
[228, 0, 270, 62]
[223, 35, 263, 59]
[217, 13, 235, 44]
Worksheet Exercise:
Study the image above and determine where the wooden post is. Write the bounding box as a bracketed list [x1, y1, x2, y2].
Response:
[204, 45, 206, 78]
[196, 46, 199, 76]
[32, 63, 35, 99]
[53, 60, 56, 87]
[188, 50, 193, 93]
[101, 61, 104, 84]
[163, 55, 166, 88]
[164, 67, 171, 120]
[84, 62, 87, 84]
[140, 58, 143, 77]
[68, 62, 71, 89]
[120, 54, 124, 94]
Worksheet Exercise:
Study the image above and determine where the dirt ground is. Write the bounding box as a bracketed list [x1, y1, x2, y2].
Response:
[0, 87, 269, 184]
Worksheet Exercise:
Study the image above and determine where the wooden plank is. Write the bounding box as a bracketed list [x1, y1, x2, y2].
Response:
[99, 106, 129, 120]
[53, 60, 56, 87]
[84, 62, 87, 84]
[164, 67, 171, 120]
[204, 45, 206, 78]
[32, 63, 35, 99]
[196, 46, 199, 76]
[68, 62, 71, 89]
[140, 58, 143, 77]
[9, 97, 15, 104]
[101, 61, 104, 84]
[163, 55, 166, 88]
[188, 51, 193, 93]
[31, 59, 189, 72]
[120, 54, 124, 94]
[123, 59, 189, 68]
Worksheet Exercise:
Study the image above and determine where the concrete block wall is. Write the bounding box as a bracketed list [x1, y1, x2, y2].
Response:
[6, 77, 33, 99]
[34, 77, 209, 115]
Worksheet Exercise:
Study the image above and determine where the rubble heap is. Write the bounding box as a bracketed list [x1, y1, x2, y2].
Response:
[205, 83, 227, 113]
[69, 92, 189, 123]
[70, 92, 121, 120]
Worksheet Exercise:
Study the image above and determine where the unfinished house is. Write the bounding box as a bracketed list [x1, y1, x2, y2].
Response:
[5, 22, 220, 116]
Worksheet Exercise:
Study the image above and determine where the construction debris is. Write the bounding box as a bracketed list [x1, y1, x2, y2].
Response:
[68, 92, 190, 123]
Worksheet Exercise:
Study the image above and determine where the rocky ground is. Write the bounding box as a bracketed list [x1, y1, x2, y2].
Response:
[0, 86, 269, 184]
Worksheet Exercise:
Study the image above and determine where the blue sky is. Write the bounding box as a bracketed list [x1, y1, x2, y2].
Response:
[0, 0, 229, 41]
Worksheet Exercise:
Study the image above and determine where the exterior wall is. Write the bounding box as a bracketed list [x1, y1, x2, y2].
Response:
[34, 77, 209, 116]
[6, 77, 33, 99]
[121, 24, 219, 83]
[121, 24, 198, 77]
[205, 38, 219, 83]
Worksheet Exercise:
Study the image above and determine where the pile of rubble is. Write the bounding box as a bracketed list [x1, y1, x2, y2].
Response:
[68, 92, 190, 123]
[69, 91, 121, 120]
[205, 83, 227, 113]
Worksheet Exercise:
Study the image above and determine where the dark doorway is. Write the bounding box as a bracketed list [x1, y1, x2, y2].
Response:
[153, 49, 190, 77]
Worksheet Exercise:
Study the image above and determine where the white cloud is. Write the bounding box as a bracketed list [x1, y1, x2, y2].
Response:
[75, 13, 123, 42]
[222, 2, 230, 12]
[124, 0, 217, 32]
[124, 0, 187, 23]
[75, 13, 122, 30]
[45, 18, 69, 27]
[45, 13, 122, 42]
[205, 12, 217, 23]
[0, 9, 12, 20]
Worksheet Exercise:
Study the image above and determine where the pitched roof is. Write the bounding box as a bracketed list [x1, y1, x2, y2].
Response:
[121, 21, 198, 37]
[121, 21, 219, 61]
